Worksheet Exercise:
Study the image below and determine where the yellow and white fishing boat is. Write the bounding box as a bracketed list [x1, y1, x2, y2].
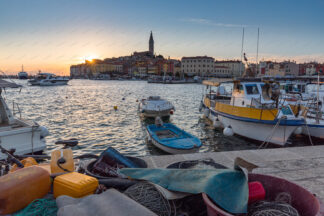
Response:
[201, 80, 305, 146]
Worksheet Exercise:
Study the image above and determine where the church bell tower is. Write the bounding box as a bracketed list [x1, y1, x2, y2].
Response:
[149, 31, 154, 56]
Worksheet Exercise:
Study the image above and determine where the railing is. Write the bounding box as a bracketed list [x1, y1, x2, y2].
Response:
[12, 101, 22, 119]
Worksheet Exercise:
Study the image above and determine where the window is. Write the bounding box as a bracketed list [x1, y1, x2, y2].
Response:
[245, 84, 259, 95]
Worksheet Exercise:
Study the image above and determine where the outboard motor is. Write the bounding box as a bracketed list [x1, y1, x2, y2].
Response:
[155, 116, 163, 127]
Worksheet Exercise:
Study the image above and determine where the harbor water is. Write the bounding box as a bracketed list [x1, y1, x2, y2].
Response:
[3, 80, 316, 157]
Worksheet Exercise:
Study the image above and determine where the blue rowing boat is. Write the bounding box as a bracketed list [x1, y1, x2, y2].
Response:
[146, 123, 202, 154]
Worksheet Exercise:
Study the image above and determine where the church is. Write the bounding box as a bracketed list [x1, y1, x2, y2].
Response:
[133, 31, 154, 57]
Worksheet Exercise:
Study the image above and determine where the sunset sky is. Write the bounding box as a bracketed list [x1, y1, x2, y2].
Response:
[1, 0, 324, 75]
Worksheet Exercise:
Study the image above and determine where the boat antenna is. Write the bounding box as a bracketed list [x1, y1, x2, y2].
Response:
[256, 27, 260, 76]
[240, 27, 245, 77]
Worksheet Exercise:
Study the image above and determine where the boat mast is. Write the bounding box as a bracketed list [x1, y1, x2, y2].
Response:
[316, 72, 320, 124]
[256, 28, 259, 76]
[240, 27, 245, 77]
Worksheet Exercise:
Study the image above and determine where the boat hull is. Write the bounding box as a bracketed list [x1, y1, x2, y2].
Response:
[202, 103, 300, 146]
[146, 130, 199, 154]
[141, 109, 172, 118]
[218, 115, 297, 146]
[302, 124, 324, 139]
[0, 126, 46, 160]
[29, 80, 69, 86]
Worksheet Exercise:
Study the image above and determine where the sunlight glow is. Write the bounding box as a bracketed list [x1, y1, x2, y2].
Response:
[82, 55, 100, 62]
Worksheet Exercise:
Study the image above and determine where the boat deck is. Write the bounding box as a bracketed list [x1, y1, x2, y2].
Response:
[155, 129, 179, 139]
[141, 145, 324, 206]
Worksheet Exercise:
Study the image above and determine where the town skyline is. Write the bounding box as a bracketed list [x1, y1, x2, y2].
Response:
[1, 0, 324, 75]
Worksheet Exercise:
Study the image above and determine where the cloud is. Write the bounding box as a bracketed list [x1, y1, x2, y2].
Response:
[180, 18, 246, 28]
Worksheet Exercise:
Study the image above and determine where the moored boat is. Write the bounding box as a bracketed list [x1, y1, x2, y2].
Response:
[0, 80, 49, 160]
[28, 73, 69, 86]
[201, 80, 305, 146]
[138, 96, 175, 119]
[17, 65, 28, 79]
[146, 122, 202, 154]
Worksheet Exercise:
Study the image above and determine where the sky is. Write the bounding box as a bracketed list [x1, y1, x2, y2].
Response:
[1, 0, 324, 75]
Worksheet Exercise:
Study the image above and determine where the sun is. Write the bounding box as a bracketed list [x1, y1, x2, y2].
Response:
[83, 55, 99, 62]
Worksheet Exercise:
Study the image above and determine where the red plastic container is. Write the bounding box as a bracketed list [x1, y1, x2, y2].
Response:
[248, 181, 265, 204]
[202, 173, 321, 216]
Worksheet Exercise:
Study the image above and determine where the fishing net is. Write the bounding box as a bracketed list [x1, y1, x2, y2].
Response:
[13, 198, 57, 216]
[248, 201, 299, 216]
[124, 181, 176, 216]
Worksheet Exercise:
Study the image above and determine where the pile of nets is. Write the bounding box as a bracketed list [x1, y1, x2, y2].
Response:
[14, 198, 57, 216]
[248, 192, 299, 216]
[248, 201, 299, 216]
[124, 182, 176, 216]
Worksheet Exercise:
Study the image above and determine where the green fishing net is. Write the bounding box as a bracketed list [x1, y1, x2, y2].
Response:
[14, 198, 57, 216]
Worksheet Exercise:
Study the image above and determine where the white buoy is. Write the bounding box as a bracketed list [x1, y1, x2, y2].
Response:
[39, 126, 49, 137]
[203, 108, 210, 118]
[293, 126, 303, 135]
[213, 118, 222, 128]
[223, 126, 234, 136]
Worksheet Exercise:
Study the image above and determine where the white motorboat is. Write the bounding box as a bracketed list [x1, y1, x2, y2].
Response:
[0, 80, 49, 160]
[138, 96, 175, 118]
[201, 80, 304, 146]
[28, 73, 69, 86]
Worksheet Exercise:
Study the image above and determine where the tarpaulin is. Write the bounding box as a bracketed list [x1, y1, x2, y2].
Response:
[120, 168, 248, 213]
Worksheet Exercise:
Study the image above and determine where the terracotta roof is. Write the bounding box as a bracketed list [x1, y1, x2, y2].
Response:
[182, 56, 214, 60]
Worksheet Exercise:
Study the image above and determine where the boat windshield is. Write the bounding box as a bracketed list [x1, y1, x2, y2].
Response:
[37, 74, 48, 79]
[245, 84, 259, 95]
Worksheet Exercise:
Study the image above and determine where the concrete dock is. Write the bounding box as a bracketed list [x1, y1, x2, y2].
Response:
[142, 145, 324, 205]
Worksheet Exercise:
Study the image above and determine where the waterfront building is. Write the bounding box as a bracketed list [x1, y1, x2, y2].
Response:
[148, 64, 158, 75]
[181, 56, 214, 77]
[302, 62, 324, 76]
[214, 60, 245, 77]
[259, 61, 299, 77]
[214, 65, 230, 77]
[113, 63, 123, 73]
[174, 63, 182, 77]
[137, 66, 147, 77]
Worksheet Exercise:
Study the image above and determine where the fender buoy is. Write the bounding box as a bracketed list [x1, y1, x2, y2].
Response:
[223, 126, 234, 136]
[213, 118, 222, 128]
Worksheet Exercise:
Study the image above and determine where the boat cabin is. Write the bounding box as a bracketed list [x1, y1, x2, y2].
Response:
[202, 80, 232, 108]
[231, 81, 281, 109]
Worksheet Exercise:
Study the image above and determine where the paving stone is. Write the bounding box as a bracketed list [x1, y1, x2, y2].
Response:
[248, 148, 304, 162]
[198, 152, 234, 168]
[222, 150, 267, 166]
[149, 154, 186, 168]
[287, 145, 324, 159]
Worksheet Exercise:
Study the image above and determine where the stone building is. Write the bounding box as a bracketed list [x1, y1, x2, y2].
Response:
[181, 56, 214, 77]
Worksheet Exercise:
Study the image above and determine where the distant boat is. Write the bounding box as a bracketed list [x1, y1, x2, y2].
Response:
[17, 65, 28, 79]
[138, 96, 175, 119]
[28, 73, 69, 86]
[146, 123, 202, 154]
